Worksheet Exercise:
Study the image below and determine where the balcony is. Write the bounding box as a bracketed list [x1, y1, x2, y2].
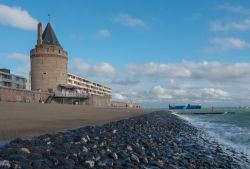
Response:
[54, 92, 89, 98]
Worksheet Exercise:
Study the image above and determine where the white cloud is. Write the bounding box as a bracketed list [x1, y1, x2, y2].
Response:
[152, 86, 173, 100]
[203, 37, 250, 53]
[14, 64, 30, 77]
[126, 62, 192, 79]
[0, 4, 38, 30]
[115, 83, 232, 105]
[115, 14, 146, 27]
[69, 60, 250, 106]
[126, 61, 250, 82]
[5, 52, 30, 77]
[150, 86, 230, 102]
[93, 63, 116, 77]
[112, 76, 140, 85]
[211, 19, 250, 32]
[70, 58, 116, 78]
[201, 88, 229, 98]
[113, 93, 126, 100]
[97, 29, 111, 38]
[68, 58, 250, 106]
[7, 52, 29, 62]
[211, 37, 249, 49]
[217, 4, 250, 15]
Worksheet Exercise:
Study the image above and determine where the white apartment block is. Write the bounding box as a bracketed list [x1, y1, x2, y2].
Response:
[67, 73, 112, 97]
[0, 69, 27, 89]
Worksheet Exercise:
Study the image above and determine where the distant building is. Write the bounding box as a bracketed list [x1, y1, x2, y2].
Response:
[67, 73, 112, 97]
[0, 69, 26, 89]
[111, 100, 127, 108]
[128, 102, 140, 108]
[111, 100, 140, 109]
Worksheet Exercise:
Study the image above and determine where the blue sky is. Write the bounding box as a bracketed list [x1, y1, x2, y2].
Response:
[0, 0, 250, 107]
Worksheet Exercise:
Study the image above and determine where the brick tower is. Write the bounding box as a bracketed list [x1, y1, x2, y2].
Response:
[30, 22, 68, 92]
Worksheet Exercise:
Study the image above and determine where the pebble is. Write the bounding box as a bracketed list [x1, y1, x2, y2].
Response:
[111, 152, 118, 160]
[81, 137, 88, 143]
[127, 145, 133, 152]
[142, 156, 149, 164]
[85, 160, 95, 168]
[82, 146, 88, 152]
[20, 147, 31, 154]
[0, 160, 10, 168]
[131, 154, 140, 164]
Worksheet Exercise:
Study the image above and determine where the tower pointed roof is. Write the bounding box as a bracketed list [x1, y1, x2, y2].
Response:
[42, 22, 61, 47]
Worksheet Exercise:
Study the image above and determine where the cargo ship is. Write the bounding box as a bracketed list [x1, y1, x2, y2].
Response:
[169, 104, 186, 110]
[169, 104, 201, 110]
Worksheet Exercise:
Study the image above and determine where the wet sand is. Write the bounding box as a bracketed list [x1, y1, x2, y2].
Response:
[0, 102, 152, 141]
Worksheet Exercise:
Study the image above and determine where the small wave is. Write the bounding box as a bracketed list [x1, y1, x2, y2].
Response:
[177, 114, 250, 160]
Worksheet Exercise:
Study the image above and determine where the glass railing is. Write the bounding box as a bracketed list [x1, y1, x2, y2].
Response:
[54, 92, 88, 97]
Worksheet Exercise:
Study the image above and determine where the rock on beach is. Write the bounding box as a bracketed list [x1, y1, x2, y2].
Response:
[0, 111, 249, 169]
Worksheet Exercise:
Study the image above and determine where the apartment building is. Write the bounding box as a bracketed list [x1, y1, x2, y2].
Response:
[0, 69, 27, 89]
[67, 73, 112, 97]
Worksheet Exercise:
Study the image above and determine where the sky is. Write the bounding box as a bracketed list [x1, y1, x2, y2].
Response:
[0, 0, 250, 108]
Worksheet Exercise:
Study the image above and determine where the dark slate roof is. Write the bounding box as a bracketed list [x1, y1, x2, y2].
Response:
[42, 22, 61, 47]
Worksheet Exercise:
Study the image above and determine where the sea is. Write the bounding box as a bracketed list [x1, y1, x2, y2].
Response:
[174, 108, 250, 160]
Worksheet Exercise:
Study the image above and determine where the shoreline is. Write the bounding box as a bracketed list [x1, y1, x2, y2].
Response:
[175, 111, 250, 160]
[0, 111, 249, 168]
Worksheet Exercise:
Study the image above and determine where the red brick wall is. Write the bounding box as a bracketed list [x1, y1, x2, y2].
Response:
[0, 87, 50, 103]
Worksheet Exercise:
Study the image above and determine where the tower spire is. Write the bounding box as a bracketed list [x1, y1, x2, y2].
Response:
[42, 22, 61, 47]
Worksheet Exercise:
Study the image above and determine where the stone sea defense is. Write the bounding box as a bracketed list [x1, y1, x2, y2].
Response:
[0, 111, 249, 169]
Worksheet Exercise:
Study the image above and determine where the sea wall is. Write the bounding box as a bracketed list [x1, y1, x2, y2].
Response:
[0, 87, 112, 106]
[111, 101, 127, 108]
[111, 101, 140, 109]
[0, 87, 50, 103]
[87, 95, 111, 107]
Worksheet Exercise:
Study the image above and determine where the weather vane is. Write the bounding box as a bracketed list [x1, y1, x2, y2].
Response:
[48, 14, 51, 22]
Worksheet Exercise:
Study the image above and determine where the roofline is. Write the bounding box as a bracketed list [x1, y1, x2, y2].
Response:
[0, 70, 27, 79]
[67, 73, 112, 90]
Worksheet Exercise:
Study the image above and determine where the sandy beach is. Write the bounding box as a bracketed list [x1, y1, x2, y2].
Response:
[0, 102, 152, 142]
